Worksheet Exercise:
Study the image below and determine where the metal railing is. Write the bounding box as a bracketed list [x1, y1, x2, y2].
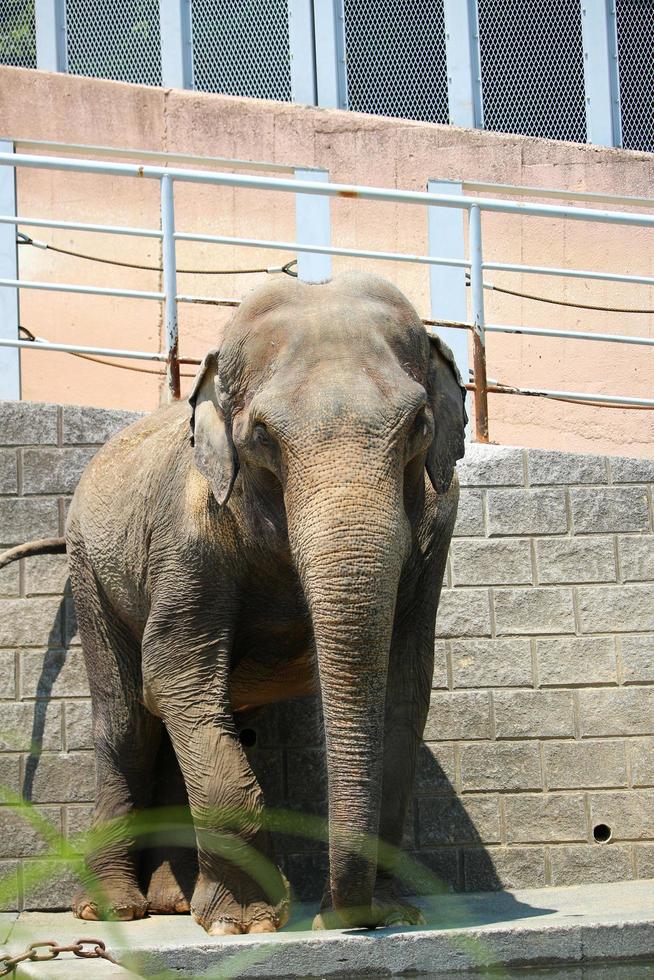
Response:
[0, 143, 652, 443]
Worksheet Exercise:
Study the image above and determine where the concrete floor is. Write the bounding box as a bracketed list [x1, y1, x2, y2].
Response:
[2, 878, 654, 977]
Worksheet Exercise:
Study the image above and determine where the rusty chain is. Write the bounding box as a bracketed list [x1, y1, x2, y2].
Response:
[0, 938, 118, 976]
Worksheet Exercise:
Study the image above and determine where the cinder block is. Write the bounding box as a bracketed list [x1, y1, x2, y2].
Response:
[630, 738, 654, 787]
[64, 702, 93, 751]
[435, 588, 492, 638]
[62, 405, 143, 445]
[570, 487, 650, 534]
[549, 843, 633, 885]
[634, 843, 654, 877]
[579, 688, 654, 737]
[528, 449, 607, 486]
[493, 690, 575, 739]
[536, 537, 616, 584]
[450, 638, 533, 688]
[463, 845, 547, 891]
[456, 445, 525, 487]
[0, 805, 62, 858]
[450, 539, 532, 586]
[0, 498, 59, 546]
[65, 804, 94, 839]
[0, 755, 21, 794]
[537, 636, 617, 687]
[24, 554, 70, 596]
[619, 536, 654, 582]
[0, 561, 19, 598]
[0, 861, 20, 910]
[460, 743, 542, 792]
[0, 597, 63, 646]
[620, 635, 654, 684]
[285, 748, 326, 805]
[417, 794, 500, 846]
[407, 848, 460, 893]
[28, 752, 95, 803]
[414, 743, 457, 795]
[589, 790, 654, 840]
[544, 740, 627, 789]
[424, 691, 491, 741]
[487, 488, 568, 537]
[274, 695, 323, 748]
[22, 858, 84, 910]
[0, 402, 58, 446]
[22, 447, 97, 495]
[504, 793, 586, 843]
[577, 584, 654, 633]
[0, 651, 15, 699]
[19, 649, 89, 700]
[284, 851, 328, 902]
[494, 587, 575, 636]
[432, 641, 448, 689]
[0, 702, 62, 751]
[453, 489, 486, 537]
[610, 457, 654, 484]
[0, 449, 17, 494]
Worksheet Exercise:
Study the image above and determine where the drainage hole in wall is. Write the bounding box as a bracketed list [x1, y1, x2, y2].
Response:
[593, 823, 612, 843]
[239, 728, 257, 748]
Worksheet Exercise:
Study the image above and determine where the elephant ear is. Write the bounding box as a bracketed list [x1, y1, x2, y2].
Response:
[425, 334, 468, 495]
[188, 349, 239, 506]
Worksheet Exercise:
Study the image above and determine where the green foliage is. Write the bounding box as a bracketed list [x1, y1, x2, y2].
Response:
[0, 0, 36, 69]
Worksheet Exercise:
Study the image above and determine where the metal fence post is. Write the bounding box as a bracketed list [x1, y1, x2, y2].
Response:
[35, 0, 67, 72]
[0, 141, 20, 400]
[294, 168, 332, 283]
[468, 204, 489, 443]
[289, 0, 317, 104]
[580, 0, 622, 146]
[427, 179, 470, 439]
[159, 0, 194, 90]
[312, 0, 348, 109]
[443, 0, 483, 128]
[161, 175, 181, 400]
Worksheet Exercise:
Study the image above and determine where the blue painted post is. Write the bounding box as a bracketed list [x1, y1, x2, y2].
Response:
[443, 0, 483, 128]
[35, 0, 67, 72]
[312, 0, 348, 109]
[289, 0, 317, 105]
[159, 0, 194, 90]
[294, 168, 332, 283]
[0, 141, 20, 400]
[580, 0, 621, 146]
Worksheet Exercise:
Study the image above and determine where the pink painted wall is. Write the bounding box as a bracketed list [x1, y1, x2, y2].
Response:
[1, 66, 652, 456]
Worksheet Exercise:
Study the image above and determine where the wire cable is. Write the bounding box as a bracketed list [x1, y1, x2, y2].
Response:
[463, 271, 654, 315]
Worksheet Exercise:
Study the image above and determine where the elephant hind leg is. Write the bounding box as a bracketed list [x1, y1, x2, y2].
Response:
[139, 728, 198, 914]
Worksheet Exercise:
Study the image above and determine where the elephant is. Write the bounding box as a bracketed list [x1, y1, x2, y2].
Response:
[6, 272, 467, 934]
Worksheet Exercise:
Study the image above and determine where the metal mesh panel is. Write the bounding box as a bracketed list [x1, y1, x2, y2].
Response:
[191, 0, 291, 100]
[0, 0, 36, 68]
[478, 0, 587, 143]
[616, 0, 654, 152]
[65, 0, 161, 86]
[343, 0, 448, 124]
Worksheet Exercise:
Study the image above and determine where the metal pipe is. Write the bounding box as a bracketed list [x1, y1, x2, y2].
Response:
[0, 213, 162, 238]
[0, 337, 165, 360]
[483, 259, 654, 288]
[3, 153, 654, 227]
[486, 383, 654, 408]
[485, 323, 654, 347]
[161, 174, 180, 400]
[469, 205, 489, 444]
[0, 276, 164, 300]
[463, 181, 653, 210]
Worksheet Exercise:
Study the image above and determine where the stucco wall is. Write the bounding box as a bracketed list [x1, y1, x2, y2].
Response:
[0, 66, 653, 458]
[0, 402, 652, 910]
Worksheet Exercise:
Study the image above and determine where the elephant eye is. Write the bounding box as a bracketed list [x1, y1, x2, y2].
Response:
[252, 421, 272, 446]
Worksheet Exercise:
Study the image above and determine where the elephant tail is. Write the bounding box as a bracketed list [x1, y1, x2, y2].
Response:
[0, 537, 67, 569]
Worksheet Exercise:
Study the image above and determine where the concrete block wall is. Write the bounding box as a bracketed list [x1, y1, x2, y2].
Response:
[0, 402, 652, 910]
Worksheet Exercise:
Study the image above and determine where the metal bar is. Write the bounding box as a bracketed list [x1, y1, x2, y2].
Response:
[580, 0, 621, 146]
[161, 175, 181, 400]
[159, 0, 194, 89]
[3, 153, 654, 227]
[487, 383, 654, 408]
[0, 277, 164, 300]
[288, 0, 317, 104]
[428, 179, 470, 413]
[0, 214, 162, 238]
[484, 260, 654, 288]
[177, 295, 240, 307]
[462, 181, 651, 208]
[443, 0, 483, 128]
[0, 337, 165, 360]
[312, 0, 348, 109]
[469, 204, 489, 444]
[35, 0, 67, 72]
[485, 323, 654, 347]
[294, 168, 332, 282]
[0, 140, 20, 399]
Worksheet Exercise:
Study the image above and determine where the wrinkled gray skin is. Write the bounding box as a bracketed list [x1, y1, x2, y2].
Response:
[66, 272, 466, 935]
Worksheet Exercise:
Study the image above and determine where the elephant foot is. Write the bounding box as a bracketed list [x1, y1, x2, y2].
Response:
[312, 892, 425, 930]
[72, 878, 149, 922]
[145, 858, 194, 914]
[191, 869, 291, 936]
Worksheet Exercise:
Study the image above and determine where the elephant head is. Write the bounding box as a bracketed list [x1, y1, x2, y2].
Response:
[188, 272, 466, 924]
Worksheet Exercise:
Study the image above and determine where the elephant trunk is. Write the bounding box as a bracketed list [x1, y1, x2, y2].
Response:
[286, 471, 409, 924]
